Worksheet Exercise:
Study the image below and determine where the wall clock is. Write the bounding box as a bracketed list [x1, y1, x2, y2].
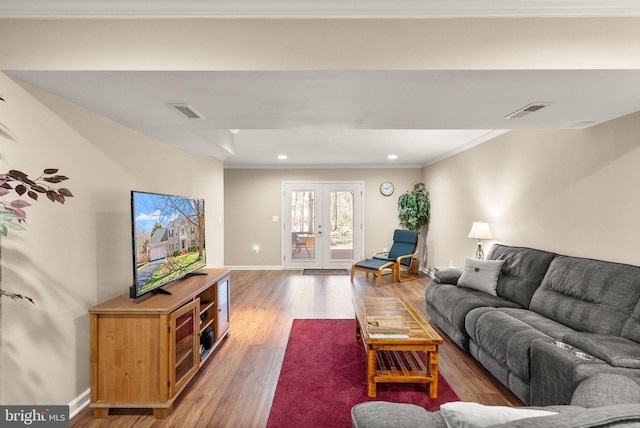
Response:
[380, 181, 394, 196]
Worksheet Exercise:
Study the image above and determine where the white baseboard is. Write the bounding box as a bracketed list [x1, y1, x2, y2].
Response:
[69, 388, 91, 419]
[226, 265, 283, 270]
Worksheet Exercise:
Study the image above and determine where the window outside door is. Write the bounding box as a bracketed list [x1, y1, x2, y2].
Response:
[283, 182, 363, 269]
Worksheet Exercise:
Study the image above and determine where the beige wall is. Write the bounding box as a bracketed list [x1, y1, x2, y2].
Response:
[423, 111, 640, 269]
[0, 74, 224, 405]
[224, 169, 422, 267]
[2, 18, 640, 71]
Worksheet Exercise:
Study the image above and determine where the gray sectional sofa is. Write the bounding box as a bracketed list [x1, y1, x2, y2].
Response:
[425, 244, 640, 406]
[352, 372, 640, 428]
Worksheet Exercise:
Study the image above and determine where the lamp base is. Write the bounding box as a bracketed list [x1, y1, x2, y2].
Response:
[475, 242, 484, 259]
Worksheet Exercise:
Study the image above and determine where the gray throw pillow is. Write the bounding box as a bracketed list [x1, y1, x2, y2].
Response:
[457, 258, 505, 296]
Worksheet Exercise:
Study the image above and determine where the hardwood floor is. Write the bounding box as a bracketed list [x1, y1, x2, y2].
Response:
[71, 270, 522, 427]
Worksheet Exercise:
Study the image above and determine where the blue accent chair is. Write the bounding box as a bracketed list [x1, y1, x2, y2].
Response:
[350, 229, 419, 286]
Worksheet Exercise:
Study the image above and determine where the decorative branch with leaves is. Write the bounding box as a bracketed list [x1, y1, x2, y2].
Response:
[0, 168, 74, 303]
[0, 168, 73, 236]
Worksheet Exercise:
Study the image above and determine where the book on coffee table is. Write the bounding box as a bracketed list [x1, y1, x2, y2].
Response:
[365, 314, 410, 335]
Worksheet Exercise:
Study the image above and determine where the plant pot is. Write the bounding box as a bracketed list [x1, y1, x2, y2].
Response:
[409, 257, 420, 274]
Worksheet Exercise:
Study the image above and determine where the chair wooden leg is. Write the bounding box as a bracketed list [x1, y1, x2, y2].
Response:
[376, 269, 382, 287]
[397, 268, 418, 283]
[350, 266, 355, 282]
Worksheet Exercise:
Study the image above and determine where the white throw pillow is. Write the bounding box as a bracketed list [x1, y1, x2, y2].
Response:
[457, 258, 505, 296]
[440, 402, 557, 428]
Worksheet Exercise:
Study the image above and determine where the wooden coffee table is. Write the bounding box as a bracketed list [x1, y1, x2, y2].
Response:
[353, 297, 443, 398]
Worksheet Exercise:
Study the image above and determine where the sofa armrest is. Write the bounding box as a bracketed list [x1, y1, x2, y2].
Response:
[570, 373, 640, 408]
[563, 333, 640, 369]
[433, 269, 463, 285]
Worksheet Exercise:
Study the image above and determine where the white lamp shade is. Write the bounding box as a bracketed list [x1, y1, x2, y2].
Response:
[468, 221, 493, 240]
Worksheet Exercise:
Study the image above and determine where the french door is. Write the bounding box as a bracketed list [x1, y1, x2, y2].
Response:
[282, 182, 363, 269]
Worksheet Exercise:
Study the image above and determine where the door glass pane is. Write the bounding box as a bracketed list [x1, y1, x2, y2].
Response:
[330, 191, 354, 260]
[291, 191, 315, 260]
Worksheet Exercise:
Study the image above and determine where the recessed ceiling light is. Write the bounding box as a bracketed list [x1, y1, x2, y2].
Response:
[278, 155, 288, 160]
[387, 155, 398, 160]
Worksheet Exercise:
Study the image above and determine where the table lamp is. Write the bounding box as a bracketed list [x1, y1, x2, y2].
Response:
[468, 221, 493, 259]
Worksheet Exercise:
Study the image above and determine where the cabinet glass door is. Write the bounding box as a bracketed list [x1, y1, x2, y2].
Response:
[169, 300, 199, 396]
[216, 279, 230, 340]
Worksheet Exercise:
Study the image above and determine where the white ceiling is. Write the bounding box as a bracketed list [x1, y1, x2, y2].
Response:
[8, 69, 640, 168]
[4, 1, 640, 168]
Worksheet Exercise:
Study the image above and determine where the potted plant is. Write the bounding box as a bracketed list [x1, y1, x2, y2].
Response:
[398, 182, 430, 272]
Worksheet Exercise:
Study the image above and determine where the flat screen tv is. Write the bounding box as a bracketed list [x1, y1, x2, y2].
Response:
[130, 190, 206, 299]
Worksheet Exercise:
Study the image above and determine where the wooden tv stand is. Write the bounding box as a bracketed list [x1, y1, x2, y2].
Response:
[89, 268, 231, 419]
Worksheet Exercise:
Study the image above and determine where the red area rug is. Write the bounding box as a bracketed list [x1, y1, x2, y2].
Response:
[266, 319, 459, 428]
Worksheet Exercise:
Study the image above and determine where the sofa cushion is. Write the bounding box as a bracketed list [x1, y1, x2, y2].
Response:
[466, 308, 577, 382]
[426, 282, 520, 350]
[458, 258, 505, 295]
[440, 402, 556, 427]
[466, 309, 549, 382]
[530, 256, 640, 338]
[563, 333, 640, 369]
[487, 244, 557, 309]
[351, 401, 445, 428]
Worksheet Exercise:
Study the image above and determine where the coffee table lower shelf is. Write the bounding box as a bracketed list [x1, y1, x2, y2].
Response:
[367, 348, 438, 398]
[376, 349, 428, 379]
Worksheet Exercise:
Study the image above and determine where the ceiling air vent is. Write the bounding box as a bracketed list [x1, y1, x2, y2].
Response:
[167, 103, 204, 119]
[504, 102, 553, 119]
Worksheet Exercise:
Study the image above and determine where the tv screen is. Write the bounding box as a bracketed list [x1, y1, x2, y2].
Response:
[130, 190, 206, 298]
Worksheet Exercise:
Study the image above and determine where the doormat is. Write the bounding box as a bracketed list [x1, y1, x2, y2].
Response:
[303, 269, 350, 275]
